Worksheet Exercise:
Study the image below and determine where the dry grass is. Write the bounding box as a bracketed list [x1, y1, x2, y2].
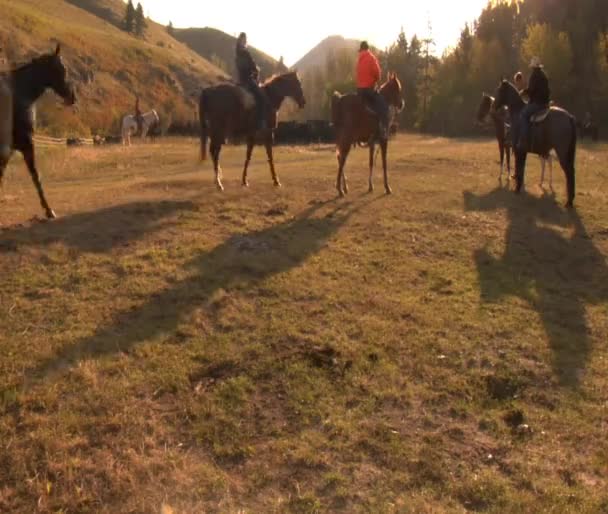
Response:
[1, 135, 607, 513]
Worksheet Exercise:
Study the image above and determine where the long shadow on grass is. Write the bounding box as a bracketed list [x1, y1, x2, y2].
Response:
[31, 198, 363, 379]
[464, 188, 608, 388]
[0, 200, 196, 253]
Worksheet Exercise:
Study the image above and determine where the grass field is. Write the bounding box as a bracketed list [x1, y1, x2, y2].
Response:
[1, 135, 607, 513]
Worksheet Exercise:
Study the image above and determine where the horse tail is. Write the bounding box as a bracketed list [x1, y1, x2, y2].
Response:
[199, 90, 208, 161]
[331, 92, 343, 128]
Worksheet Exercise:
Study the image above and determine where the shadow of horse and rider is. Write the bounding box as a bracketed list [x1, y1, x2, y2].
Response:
[29, 198, 371, 380]
[464, 188, 608, 388]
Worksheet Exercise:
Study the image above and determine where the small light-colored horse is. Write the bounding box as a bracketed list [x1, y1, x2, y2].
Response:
[121, 110, 159, 146]
[0, 76, 11, 161]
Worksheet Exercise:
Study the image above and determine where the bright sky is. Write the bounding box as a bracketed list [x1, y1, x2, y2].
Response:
[141, 0, 489, 66]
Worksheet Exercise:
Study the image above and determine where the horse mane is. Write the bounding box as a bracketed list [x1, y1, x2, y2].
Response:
[379, 75, 401, 93]
[262, 71, 298, 87]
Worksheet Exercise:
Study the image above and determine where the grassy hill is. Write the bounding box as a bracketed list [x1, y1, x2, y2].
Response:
[293, 35, 360, 75]
[0, 0, 229, 136]
[1, 136, 607, 512]
[173, 27, 287, 81]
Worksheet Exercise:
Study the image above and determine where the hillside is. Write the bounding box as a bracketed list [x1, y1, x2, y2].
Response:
[293, 35, 360, 75]
[173, 27, 287, 81]
[0, 0, 229, 136]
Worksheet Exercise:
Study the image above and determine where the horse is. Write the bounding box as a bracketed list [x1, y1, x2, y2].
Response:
[199, 72, 306, 191]
[477, 92, 554, 187]
[494, 80, 576, 207]
[331, 73, 405, 196]
[0, 45, 76, 219]
[121, 110, 160, 146]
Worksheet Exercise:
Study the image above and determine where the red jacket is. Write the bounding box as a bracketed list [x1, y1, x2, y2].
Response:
[357, 50, 381, 89]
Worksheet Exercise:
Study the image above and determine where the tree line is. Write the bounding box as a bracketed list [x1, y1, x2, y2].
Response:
[296, 0, 608, 135]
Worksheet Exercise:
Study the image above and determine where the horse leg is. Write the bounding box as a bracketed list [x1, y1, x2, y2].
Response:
[498, 139, 504, 180]
[368, 142, 376, 193]
[336, 143, 350, 197]
[242, 138, 254, 187]
[539, 156, 546, 187]
[22, 142, 56, 219]
[380, 139, 391, 195]
[264, 139, 280, 187]
[514, 151, 527, 194]
[210, 139, 224, 192]
[555, 146, 575, 208]
[548, 154, 554, 190]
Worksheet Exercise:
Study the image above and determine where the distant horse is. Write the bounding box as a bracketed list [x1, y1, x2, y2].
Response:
[494, 80, 576, 207]
[477, 92, 553, 187]
[331, 73, 405, 196]
[199, 72, 306, 191]
[0, 45, 76, 219]
[121, 110, 160, 146]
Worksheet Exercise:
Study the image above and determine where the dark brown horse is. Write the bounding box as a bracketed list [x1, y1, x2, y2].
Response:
[199, 72, 306, 191]
[477, 93, 512, 179]
[494, 80, 576, 207]
[0, 45, 76, 219]
[478, 92, 554, 187]
[331, 73, 404, 196]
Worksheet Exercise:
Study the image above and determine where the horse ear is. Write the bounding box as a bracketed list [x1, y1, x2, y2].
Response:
[55, 43, 61, 56]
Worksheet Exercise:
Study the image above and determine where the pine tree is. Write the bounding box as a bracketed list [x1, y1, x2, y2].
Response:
[135, 3, 147, 37]
[167, 21, 174, 37]
[125, 0, 135, 33]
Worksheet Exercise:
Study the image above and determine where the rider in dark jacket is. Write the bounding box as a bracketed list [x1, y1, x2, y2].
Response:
[235, 33, 267, 130]
[518, 57, 550, 151]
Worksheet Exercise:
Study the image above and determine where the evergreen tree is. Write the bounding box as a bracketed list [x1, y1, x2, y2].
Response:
[125, 0, 135, 33]
[135, 2, 147, 37]
[167, 21, 174, 37]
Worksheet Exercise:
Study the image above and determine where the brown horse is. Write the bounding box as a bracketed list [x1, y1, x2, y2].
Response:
[199, 72, 306, 191]
[478, 92, 554, 187]
[494, 80, 576, 207]
[331, 73, 404, 197]
[477, 93, 512, 179]
[0, 45, 76, 219]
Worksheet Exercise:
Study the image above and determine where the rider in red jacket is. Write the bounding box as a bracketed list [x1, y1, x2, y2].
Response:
[357, 42, 389, 140]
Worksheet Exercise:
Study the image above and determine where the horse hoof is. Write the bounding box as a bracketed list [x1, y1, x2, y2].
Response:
[565, 201, 574, 209]
[216, 183, 224, 192]
[338, 190, 345, 198]
[368, 186, 374, 194]
[385, 187, 392, 195]
[46, 209, 57, 219]
[274, 182, 282, 188]
[242, 181, 249, 188]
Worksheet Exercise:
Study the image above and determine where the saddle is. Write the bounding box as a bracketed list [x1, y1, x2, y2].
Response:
[530, 107, 551, 124]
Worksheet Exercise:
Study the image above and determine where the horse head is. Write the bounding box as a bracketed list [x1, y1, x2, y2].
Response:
[477, 93, 494, 123]
[494, 79, 517, 112]
[381, 72, 405, 112]
[39, 44, 76, 106]
[266, 72, 306, 109]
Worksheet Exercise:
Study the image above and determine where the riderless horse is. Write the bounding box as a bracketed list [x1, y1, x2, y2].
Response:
[331, 73, 404, 196]
[0, 45, 76, 219]
[199, 72, 306, 191]
[121, 110, 160, 146]
[477, 92, 553, 188]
